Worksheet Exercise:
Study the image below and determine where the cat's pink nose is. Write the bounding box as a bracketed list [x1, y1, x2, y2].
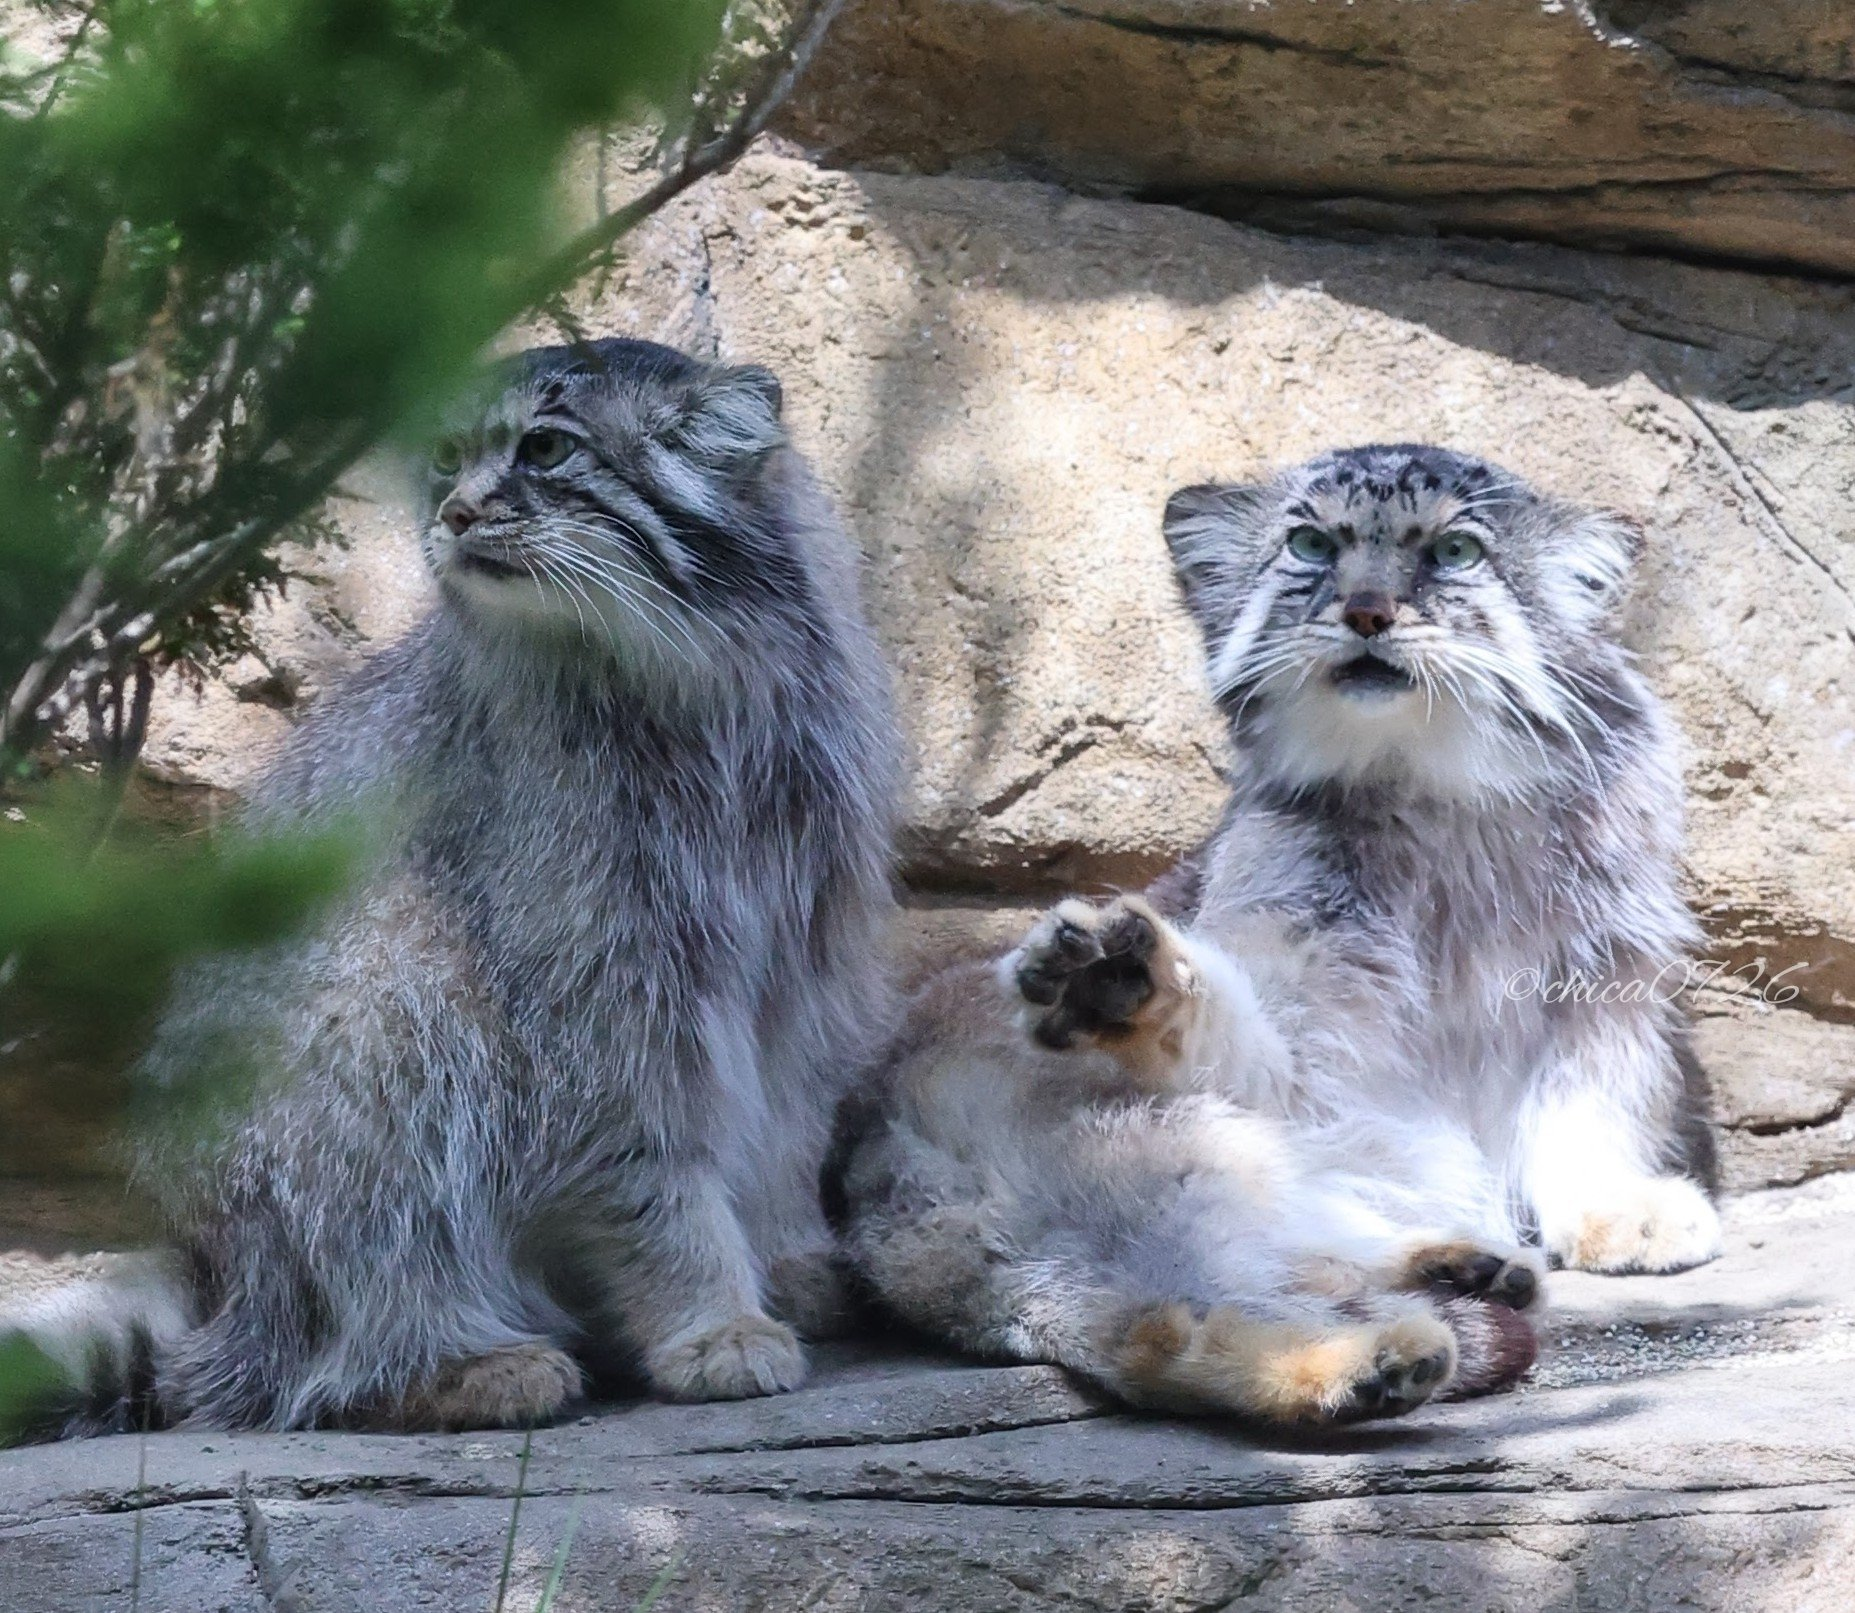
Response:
[1342, 591, 1396, 638]
[440, 497, 480, 536]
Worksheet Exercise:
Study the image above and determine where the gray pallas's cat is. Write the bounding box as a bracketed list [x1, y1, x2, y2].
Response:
[11, 338, 900, 1435]
[829, 444, 1712, 1427]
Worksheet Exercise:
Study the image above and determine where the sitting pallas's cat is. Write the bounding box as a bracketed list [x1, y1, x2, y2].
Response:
[7, 338, 899, 1435]
[830, 444, 1716, 1426]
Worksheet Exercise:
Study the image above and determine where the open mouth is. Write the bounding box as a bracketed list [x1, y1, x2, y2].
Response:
[1330, 654, 1417, 694]
[455, 549, 529, 581]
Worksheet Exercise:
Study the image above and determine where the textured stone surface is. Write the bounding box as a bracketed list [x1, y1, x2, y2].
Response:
[1692, 996, 1855, 1190]
[781, 0, 1855, 280]
[6, 1180, 1855, 1611]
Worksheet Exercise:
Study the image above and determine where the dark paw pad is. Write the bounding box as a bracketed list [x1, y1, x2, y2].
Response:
[1486, 1263, 1538, 1311]
[1414, 1246, 1540, 1312]
[1021, 904, 1160, 1048]
[1336, 1345, 1451, 1423]
[1016, 918, 1104, 1007]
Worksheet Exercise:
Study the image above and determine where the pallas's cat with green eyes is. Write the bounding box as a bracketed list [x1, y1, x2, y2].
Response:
[1156, 443, 1717, 1272]
[5, 339, 900, 1436]
[833, 444, 1713, 1429]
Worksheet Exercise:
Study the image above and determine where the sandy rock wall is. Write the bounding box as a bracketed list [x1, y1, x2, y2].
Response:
[781, 0, 1855, 279]
[123, 12, 1855, 1189]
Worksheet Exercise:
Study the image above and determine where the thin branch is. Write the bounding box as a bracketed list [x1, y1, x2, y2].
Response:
[522, 0, 845, 307]
[2, 1, 848, 768]
[25, 1, 99, 123]
[0, 425, 371, 758]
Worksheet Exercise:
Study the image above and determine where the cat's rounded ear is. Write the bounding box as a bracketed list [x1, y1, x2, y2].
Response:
[1163, 482, 1267, 637]
[1544, 508, 1644, 628]
[675, 363, 785, 466]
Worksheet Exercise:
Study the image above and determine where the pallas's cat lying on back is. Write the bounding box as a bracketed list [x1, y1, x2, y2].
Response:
[832, 444, 1713, 1426]
[9, 339, 899, 1435]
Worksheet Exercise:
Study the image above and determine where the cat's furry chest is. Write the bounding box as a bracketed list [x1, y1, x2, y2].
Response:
[419, 686, 852, 1029]
[1203, 786, 1674, 1080]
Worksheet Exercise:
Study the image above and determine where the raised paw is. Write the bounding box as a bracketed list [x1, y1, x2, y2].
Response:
[1007, 897, 1196, 1080]
[1013, 898, 1158, 1039]
[647, 1313, 808, 1402]
[394, 1342, 583, 1432]
[1401, 1240, 1544, 1311]
[1548, 1175, 1722, 1275]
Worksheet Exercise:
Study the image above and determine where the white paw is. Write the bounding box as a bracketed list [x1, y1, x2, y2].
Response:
[1548, 1176, 1723, 1274]
[647, 1313, 808, 1401]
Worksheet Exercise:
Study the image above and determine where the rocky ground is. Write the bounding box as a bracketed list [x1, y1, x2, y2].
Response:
[5, 1177, 1854, 1611]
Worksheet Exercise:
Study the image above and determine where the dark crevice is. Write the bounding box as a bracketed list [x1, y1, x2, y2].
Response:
[1135, 184, 1855, 287]
[1653, 59, 1855, 117]
[688, 1472, 1848, 1513]
[18, 1466, 1855, 1531]
[1045, 3, 1401, 69]
[9, 1404, 1119, 1526]
[1587, 3, 1855, 116]
[974, 735, 1102, 819]
[1740, 1093, 1853, 1139]
[628, 1397, 1115, 1461]
[237, 1475, 308, 1613]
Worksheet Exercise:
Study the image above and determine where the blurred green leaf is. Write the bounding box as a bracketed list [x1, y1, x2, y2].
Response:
[0, 0, 730, 755]
[0, 1330, 70, 1447]
[0, 782, 359, 1052]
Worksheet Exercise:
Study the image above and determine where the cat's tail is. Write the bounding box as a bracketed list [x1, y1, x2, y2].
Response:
[0, 1250, 194, 1443]
[1434, 1294, 1540, 1399]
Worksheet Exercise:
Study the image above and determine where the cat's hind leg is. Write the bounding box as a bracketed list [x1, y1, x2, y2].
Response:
[1382, 1242, 1544, 1399]
[1109, 1297, 1457, 1426]
[169, 1243, 581, 1434]
[1394, 1239, 1544, 1311]
[167, 1128, 585, 1434]
[845, 1195, 1458, 1429]
[389, 1343, 583, 1433]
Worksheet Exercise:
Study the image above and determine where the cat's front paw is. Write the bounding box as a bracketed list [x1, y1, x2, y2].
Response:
[394, 1343, 583, 1432]
[1326, 1310, 1459, 1424]
[1007, 895, 1195, 1062]
[647, 1313, 808, 1401]
[1547, 1176, 1722, 1274]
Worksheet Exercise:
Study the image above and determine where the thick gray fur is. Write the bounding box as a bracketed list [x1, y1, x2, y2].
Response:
[830, 444, 1714, 1427]
[21, 338, 900, 1434]
[1154, 443, 1718, 1267]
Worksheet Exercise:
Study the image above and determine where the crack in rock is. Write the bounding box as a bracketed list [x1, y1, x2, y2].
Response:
[238, 1475, 310, 1613]
[1046, 2, 1401, 69]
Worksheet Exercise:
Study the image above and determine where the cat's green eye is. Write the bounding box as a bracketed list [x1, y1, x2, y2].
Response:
[1286, 526, 1338, 565]
[518, 428, 577, 470]
[430, 439, 463, 478]
[1429, 530, 1485, 571]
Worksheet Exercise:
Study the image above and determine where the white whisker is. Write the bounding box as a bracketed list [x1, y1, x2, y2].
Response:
[531, 528, 710, 666]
